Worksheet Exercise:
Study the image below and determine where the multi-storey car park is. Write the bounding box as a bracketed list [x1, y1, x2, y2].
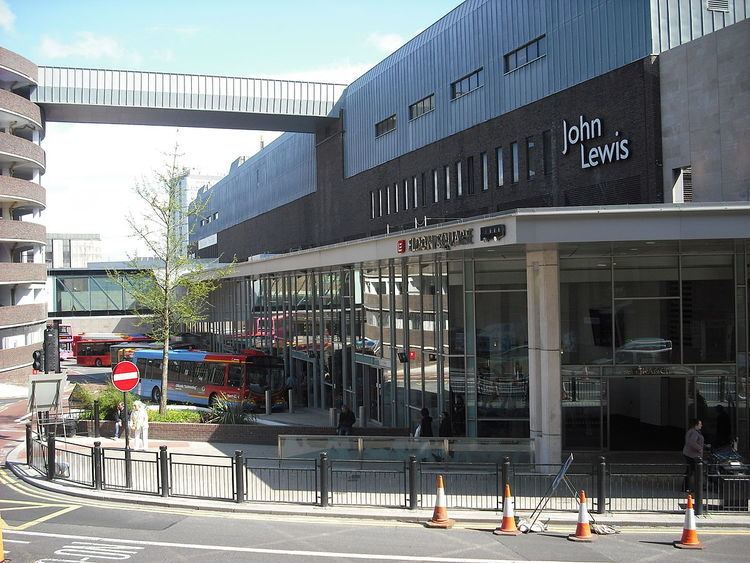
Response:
[2, 0, 749, 463]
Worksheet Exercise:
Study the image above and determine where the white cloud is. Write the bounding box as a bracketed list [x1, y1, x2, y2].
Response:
[0, 0, 15, 33]
[41, 123, 279, 260]
[39, 32, 127, 60]
[366, 32, 406, 54]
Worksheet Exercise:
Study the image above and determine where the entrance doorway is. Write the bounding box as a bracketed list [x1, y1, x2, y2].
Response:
[362, 364, 384, 424]
[608, 377, 687, 450]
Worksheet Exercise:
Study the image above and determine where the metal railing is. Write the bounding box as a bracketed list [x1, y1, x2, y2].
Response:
[22, 430, 749, 513]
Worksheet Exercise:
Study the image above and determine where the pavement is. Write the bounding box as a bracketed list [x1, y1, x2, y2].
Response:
[3, 378, 750, 530]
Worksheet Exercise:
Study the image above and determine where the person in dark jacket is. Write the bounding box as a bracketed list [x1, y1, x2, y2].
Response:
[419, 407, 434, 438]
[113, 402, 126, 439]
[337, 404, 356, 435]
[682, 418, 704, 493]
[438, 411, 452, 437]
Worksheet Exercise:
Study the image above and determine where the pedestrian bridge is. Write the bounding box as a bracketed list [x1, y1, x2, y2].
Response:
[31, 66, 346, 133]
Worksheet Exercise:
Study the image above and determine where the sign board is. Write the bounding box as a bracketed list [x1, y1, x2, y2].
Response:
[111, 361, 140, 392]
[28, 374, 67, 412]
[551, 453, 575, 491]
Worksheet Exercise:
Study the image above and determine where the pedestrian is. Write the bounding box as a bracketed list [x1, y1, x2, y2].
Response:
[438, 411, 452, 437]
[130, 400, 149, 450]
[113, 402, 126, 439]
[418, 407, 434, 438]
[337, 404, 356, 436]
[683, 418, 704, 493]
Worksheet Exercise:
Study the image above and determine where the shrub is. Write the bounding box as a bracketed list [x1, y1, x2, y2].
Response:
[147, 409, 203, 423]
[96, 384, 137, 422]
[68, 384, 94, 409]
[205, 394, 256, 425]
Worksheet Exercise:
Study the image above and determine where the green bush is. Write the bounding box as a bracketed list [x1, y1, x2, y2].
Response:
[147, 409, 203, 423]
[205, 394, 256, 425]
[97, 384, 137, 422]
[68, 384, 94, 408]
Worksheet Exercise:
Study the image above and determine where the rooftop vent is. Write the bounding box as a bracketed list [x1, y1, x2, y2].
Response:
[706, 0, 730, 12]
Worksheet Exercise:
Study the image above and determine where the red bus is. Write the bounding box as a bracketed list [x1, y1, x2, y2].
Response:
[58, 324, 74, 361]
[72, 333, 153, 367]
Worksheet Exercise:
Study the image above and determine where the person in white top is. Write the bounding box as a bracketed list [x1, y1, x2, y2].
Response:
[130, 400, 150, 450]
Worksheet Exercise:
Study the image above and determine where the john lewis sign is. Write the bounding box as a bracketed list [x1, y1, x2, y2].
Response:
[562, 115, 630, 169]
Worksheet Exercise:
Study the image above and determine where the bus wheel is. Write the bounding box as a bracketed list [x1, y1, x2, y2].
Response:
[95, 359, 102, 367]
[208, 393, 218, 408]
[151, 387, 161, 403]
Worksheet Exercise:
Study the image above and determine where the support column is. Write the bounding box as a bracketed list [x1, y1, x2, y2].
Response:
[526, 246, 561, 466]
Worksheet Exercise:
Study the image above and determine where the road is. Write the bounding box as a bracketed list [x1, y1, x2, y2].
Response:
[1, 468, 749, 562]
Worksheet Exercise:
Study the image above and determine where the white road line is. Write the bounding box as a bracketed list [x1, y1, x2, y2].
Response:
[8, 530, 558, 562]
[4, 539, 31, 544]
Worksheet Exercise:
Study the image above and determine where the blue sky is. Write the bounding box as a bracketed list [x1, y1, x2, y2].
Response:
[0, 0, 463, 259]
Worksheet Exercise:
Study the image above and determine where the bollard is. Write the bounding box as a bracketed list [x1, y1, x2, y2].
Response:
[25, 423, 32, 466]
[319, 452, 329, 507]
[234, 450, 244, 503]
[92, 400, 100, 439]
[265, 389, 272, 415]
[408, 455, 418, 510]
[93, 441, 103, 490]
[288, 388, 294, 414]
[694, 459, 704, 516]
[46, 434, 56, 480]
[358, 405, 367, 428]
[596, 456, 607, 514]
[501, 456, 511, 490]
[124, 447, 133, 489]
[159, 446, 169, 497]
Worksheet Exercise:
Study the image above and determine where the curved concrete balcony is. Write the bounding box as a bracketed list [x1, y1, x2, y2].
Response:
[0, 47, 38, 89]
[0, 132, 45, 175]
[0, 303, 47, 330]
[0, 219, 46, 245]
[0, 89, 44, 136]
[0, 342, 38, 374]
[0, 262, 46, 285]
[0, 175, 45, 209]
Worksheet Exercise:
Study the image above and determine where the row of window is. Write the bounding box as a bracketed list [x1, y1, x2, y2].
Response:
[369, 130, 554, 220]
[200, 211, 220, 227]
[374, 35, 547, 138]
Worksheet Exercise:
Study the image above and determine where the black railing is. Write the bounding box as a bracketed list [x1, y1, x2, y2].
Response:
[420, 462, 500, 510]
[51, 440, 96, 487]
[244, 457, 318, 504]
[169, 453, 235, 500]
[101, 448, 160, 495]
[329, 459, 407, 508]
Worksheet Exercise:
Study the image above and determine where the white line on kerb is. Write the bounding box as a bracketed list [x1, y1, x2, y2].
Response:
[7, 530, 555, 562]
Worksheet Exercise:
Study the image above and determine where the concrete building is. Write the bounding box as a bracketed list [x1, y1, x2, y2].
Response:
[45, 233, 102, 269]
[189, 1, 750, 462]
[0, 47, 46, 380]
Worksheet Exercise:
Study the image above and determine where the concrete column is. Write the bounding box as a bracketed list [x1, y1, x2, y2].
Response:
[526, 246, 562, 466]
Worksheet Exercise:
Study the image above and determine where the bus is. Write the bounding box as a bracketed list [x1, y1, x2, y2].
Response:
[109, 342, 163, 366]
[73, 334, 153, 367]
[132, 348, 286, 410]
[58, 324, 74, 361]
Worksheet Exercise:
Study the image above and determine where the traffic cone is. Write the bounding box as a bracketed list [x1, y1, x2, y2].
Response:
[568, 490, 594, 542]
[674, 494, 703, 550]
[494, 483, 521, 535]
[425, 475, 455, 528]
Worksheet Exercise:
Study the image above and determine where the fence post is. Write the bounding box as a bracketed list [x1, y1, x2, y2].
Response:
[159, 446, 169, 498]
[288, 389, 294, 414]
[265, 390, 272, 415]
[596, 456, 606, 515]
[124, 447, 133, 489]
[234, 450, 244, 503]
[501, 456, 510, 489]
[408, 455, 418, 510]
[694, 459, 704, 516]
[319, 452, 329, 507]
[93, 441, 102, 490]
[46, 434, 55, 480]
[92, 400, 100, 438]
[25, 423, 32, 466]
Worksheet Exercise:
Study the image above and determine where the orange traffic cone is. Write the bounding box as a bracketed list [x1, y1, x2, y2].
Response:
[425, 475, 455, 528]
[494, 483, 521, 535]
[568, 490, 594, 542]
[674, 494, 703, 550]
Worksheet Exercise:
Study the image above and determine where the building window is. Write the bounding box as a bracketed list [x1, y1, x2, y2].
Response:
[371, 191, 376, 219]
[504, 35, 546, 73]
[451, 68, 484, 100]
[543, 129, 552, 175]
[378, 188, 383, 217]
[511, 142, 519, 183]
[456, 161, 463, 197]
[496, 147, 504, 187]
[480, 152, 488, 191]
[403, 180, 409, 211]
[213, 212, 219, 220]
[394, 182, 399, 213]
[526, 136, 536, 180]
[466, 156, 475, 195]
[420, 173, 426, 207]
[444, 165, 451, 200]
[672, 166, 693, 203]
[375, 114, 397, 137]
[413, 176, 419, 208]
[433, 169, 439, 203]
[386, 185, 391, 215]
[409, 94, 435, 120]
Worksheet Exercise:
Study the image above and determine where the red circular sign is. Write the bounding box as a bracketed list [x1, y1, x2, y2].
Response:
[112, 360, 140, 392]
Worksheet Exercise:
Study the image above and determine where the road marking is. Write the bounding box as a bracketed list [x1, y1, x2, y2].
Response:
[7, 530, 555, 562]
[3, 539, 30, 544]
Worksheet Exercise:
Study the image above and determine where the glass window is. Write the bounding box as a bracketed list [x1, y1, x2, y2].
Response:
[526, 136, 535, 180]
[419, 173, 426, 207]
[466, 156, 474, 195]
[480, 152, 488, 191]
[444, 165, 451, 200]
[403, 180, 409, 210]
[496, 147, 504, 187]
[614, 299, 681, 364]
[370, 191, 375, 219]
[394, 182, 400, 213]
[409, 94, 435, 120]
[375, 114, 396, 137]
[456, 161, 463, 197]
[511, 142, 519, 183]
[433, 169, 439, 203]
[227, 364, 243, 387]
[451, 68, 483, 100]
[614, 256, 679, 298]
[387, 185, 392, 215]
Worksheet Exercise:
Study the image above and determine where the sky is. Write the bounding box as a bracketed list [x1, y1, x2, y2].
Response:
[0, 0, 463, 259]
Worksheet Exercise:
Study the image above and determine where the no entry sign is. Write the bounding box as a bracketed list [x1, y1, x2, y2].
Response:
[112, 360, 140, 392]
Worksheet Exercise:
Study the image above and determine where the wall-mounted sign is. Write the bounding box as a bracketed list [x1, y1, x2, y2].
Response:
[631, 366, 671, 376]
[562, 115, 630, 169]
[402, 228, 474, 253]
[480, 224, 506, 242]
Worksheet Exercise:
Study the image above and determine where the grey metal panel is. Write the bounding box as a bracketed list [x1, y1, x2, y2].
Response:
[190, 133, 316, 241]
[650, 0, 749, 52]
[342, 0, 655, 178]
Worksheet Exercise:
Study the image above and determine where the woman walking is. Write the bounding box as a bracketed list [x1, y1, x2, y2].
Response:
[130, 400, 150, 450]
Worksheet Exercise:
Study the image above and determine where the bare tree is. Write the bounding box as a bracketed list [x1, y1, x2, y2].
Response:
[111, 145, 232, 414]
